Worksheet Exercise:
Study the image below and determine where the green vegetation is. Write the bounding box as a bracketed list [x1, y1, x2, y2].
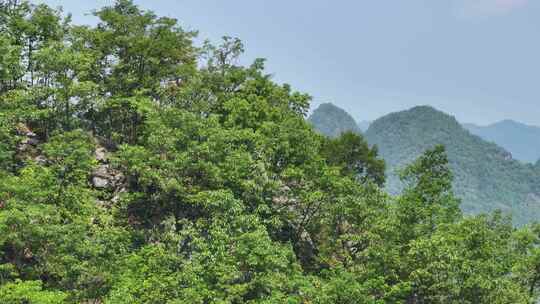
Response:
[308, 103, 361, 137]
[321, 131, 385, 186]
[364, 105, 540, 226]
[1, 1, 540, 303]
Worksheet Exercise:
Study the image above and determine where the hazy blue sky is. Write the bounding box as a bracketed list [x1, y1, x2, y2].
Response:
[36, 0, 540, 125]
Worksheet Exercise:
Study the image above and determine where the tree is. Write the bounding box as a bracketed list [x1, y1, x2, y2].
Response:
[321, 131, 385, 186]
[387, 145, 463, 302]
[87, 0, 197, 98]
[0, 280, 67, 304]
[407, 214, 528, 303]
[396, 145, 461, 238]
[512, 223, 540, 300]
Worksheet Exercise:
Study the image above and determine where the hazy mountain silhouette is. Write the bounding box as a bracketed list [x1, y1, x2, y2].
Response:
[308, 103, 361, 137]
[464, 120, 540, 164]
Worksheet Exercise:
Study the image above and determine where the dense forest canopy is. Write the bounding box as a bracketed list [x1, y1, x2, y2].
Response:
[0, 1, 540, 303]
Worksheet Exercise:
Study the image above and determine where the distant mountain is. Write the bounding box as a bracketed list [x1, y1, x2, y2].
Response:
[308, 103, 361, 137]
[357, 120, 371, 132]
[463, 120, 540, 164]
[365, 106, 540, 225]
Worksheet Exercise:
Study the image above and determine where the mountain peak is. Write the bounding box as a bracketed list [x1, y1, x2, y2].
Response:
[316, 102, 343, 110]
[308, 103, 361, 137]
[367, 105, 461, 134]
[499, 119, 519, 124]
[407, 105, 456, 119]
[492, 119, 525, 128]
[409, 105, 439, 112]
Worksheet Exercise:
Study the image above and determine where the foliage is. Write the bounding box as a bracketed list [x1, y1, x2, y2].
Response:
[0, 280, 67, 304]
[321, 131, 385, 186]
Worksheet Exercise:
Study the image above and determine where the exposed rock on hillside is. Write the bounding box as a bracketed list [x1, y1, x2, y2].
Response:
[91, 146, 126, 205]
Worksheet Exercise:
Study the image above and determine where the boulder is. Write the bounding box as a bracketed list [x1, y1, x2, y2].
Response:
[92, 176, 109, 188]
[16, 126, 41, 154]
[91, 164, 125, 190]
[95, 147, 108, 163]
[93, 164, 110, 178]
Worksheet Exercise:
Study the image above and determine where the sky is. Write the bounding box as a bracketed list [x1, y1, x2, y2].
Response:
[35, 0, 540, 126]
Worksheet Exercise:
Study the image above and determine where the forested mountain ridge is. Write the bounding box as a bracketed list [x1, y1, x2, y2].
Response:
[464, 120, 540, 164]
[308, 103, 361, 137]
[1, 1, 540, 303]
[311, 104, 540, 164]
[364, 106, 540, 225]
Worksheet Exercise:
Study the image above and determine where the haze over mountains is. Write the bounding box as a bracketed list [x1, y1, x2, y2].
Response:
[464, 120, 540, 164]
[309, 103, 540, 225]
[313, 103, 540, 164]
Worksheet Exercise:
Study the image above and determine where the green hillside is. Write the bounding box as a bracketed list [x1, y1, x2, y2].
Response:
[308, 103, 361, 137]
[365, 106, 540, 225]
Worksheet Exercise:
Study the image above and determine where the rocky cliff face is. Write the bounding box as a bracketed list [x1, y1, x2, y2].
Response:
[15, 124, 45, 165]
[15, 124, 127, 208]
[91, 146, 126, 206]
